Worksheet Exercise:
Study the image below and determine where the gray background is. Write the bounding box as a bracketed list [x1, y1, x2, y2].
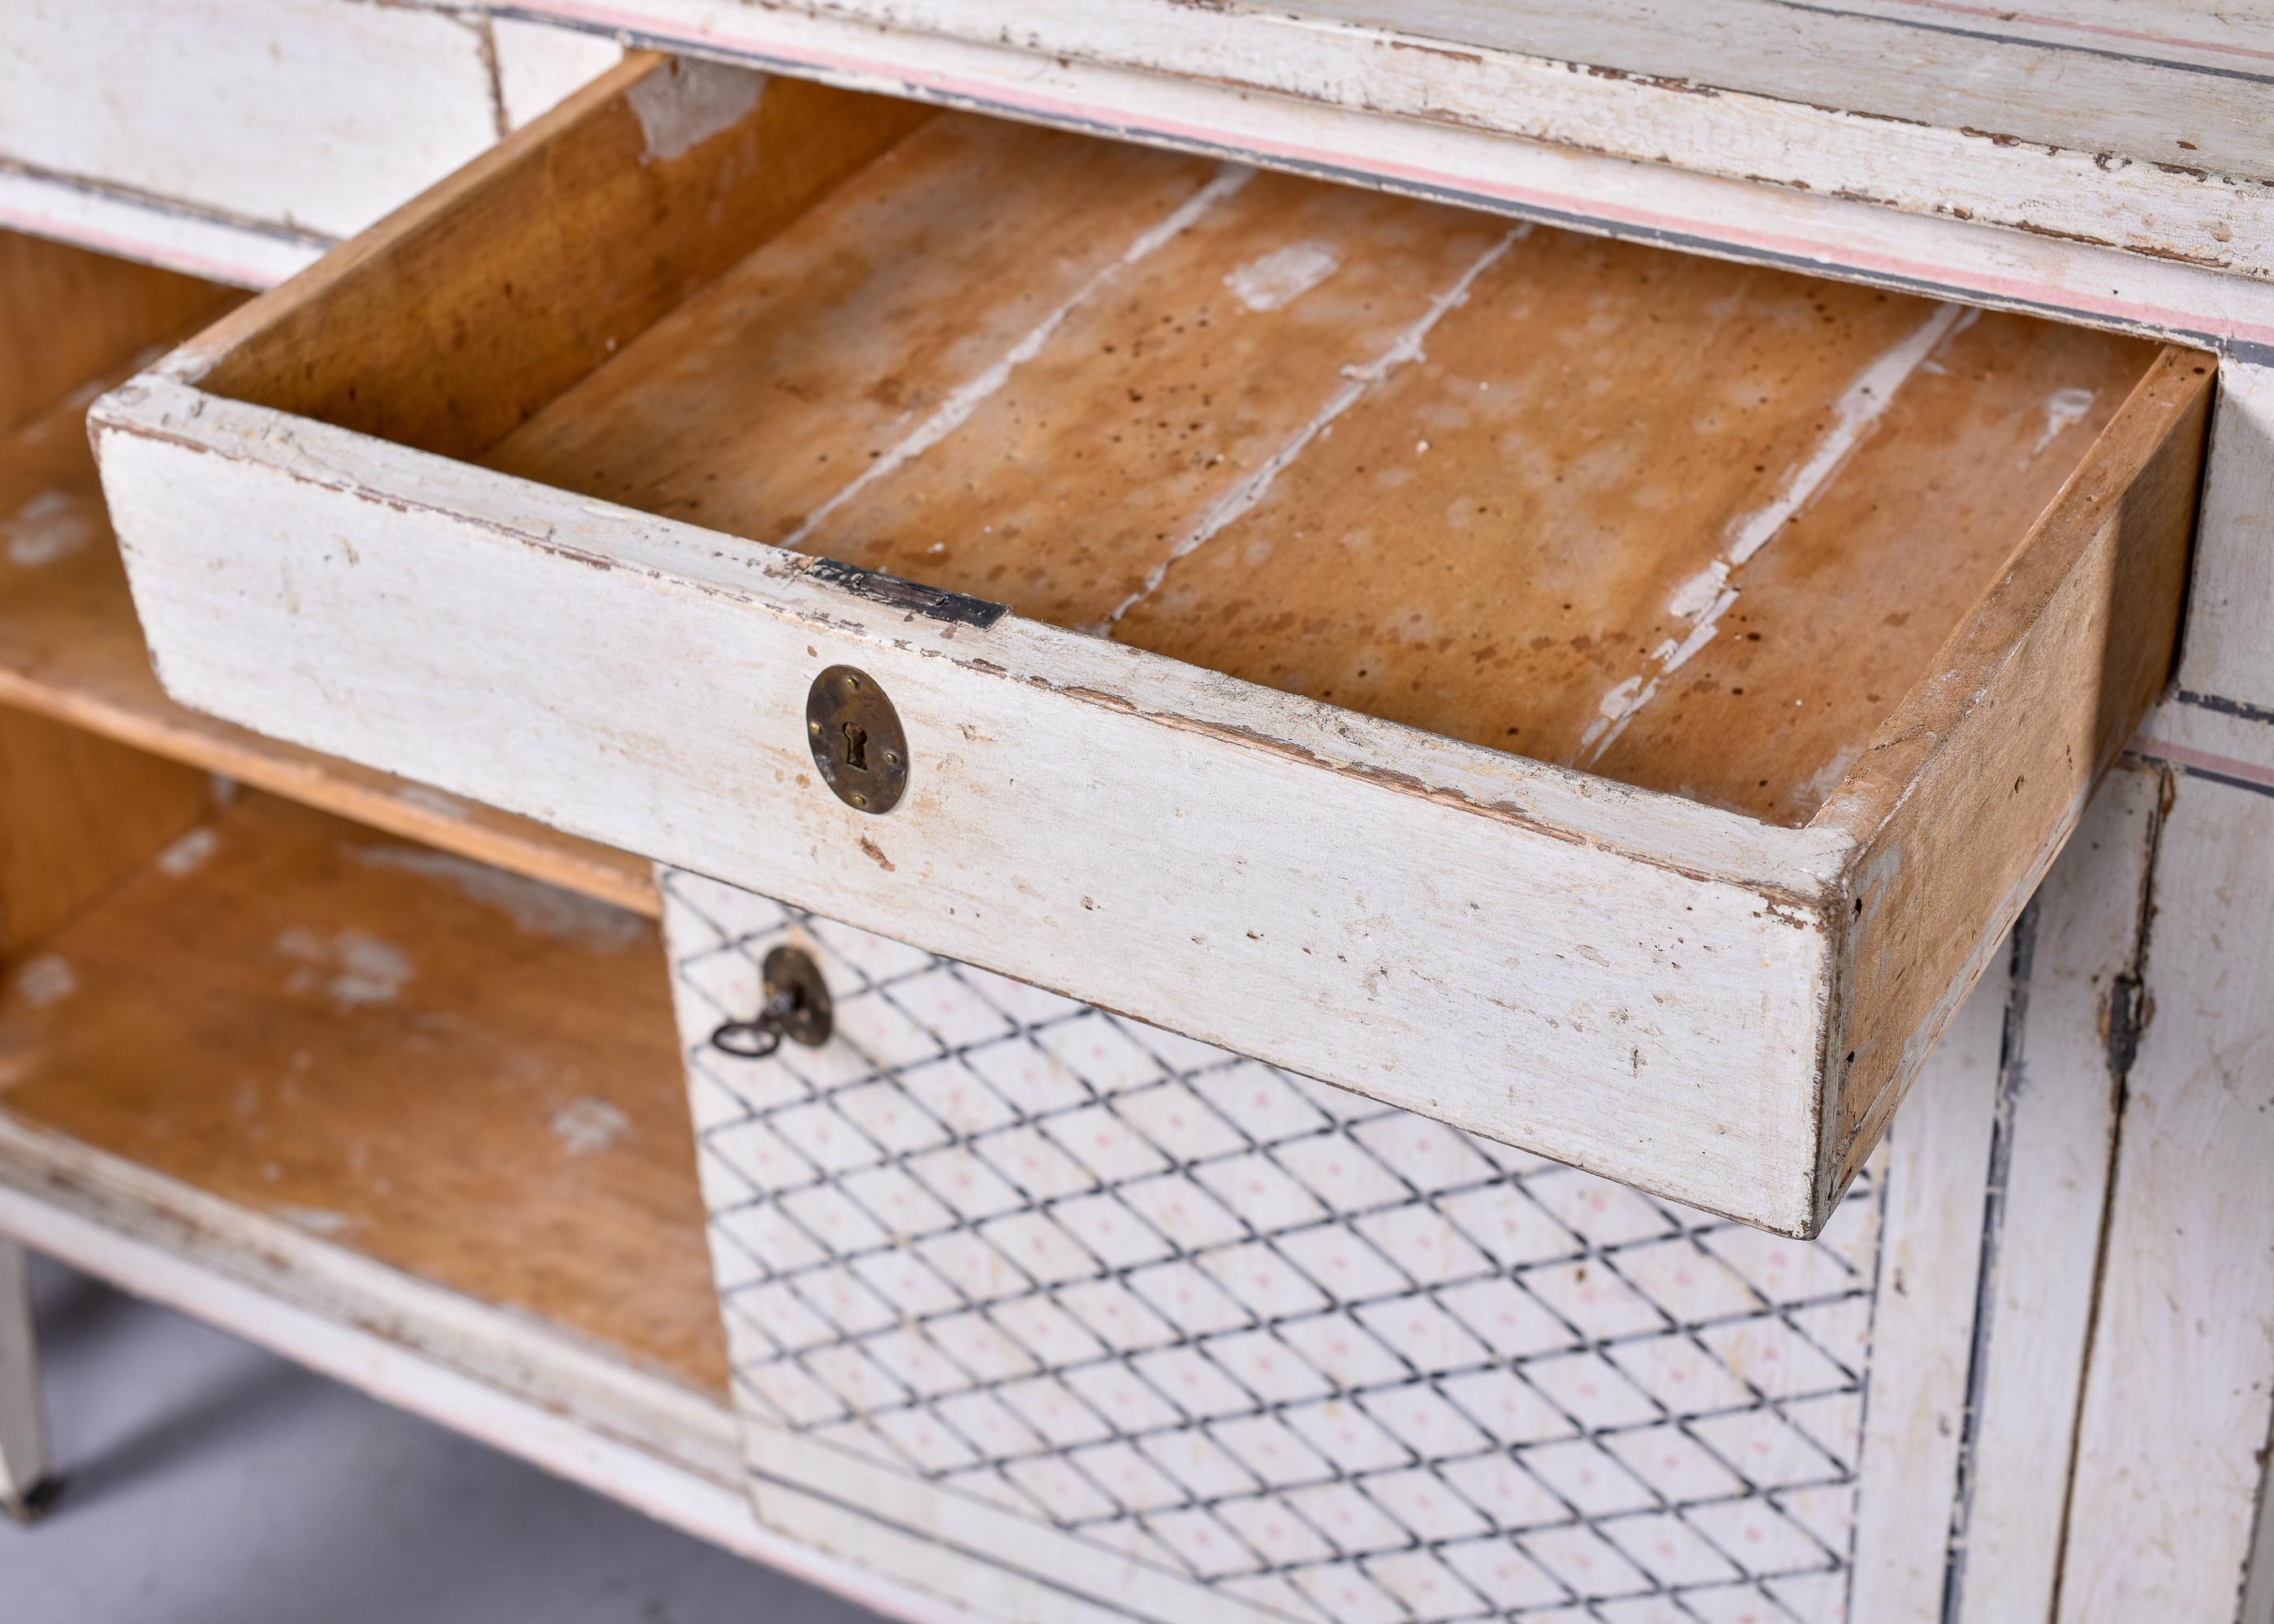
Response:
[1, 1254, 879, 1623]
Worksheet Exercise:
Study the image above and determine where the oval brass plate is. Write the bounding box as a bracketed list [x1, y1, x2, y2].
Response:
[806, 664, 908, 814]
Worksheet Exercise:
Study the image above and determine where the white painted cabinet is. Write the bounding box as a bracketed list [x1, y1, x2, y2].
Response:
[1, 5, 2271, 1622]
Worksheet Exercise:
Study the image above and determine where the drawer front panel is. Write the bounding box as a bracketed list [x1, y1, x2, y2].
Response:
[664, 870, 1883, 1623]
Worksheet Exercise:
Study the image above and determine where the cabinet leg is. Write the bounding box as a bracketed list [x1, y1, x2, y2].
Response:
[0, 1239, 57, 1522]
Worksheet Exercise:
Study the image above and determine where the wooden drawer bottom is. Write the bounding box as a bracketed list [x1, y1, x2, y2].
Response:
[663, 873, 1884, 1624]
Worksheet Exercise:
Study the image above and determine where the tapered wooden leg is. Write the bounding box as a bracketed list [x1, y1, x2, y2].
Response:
[0, 1239, 57, 1522]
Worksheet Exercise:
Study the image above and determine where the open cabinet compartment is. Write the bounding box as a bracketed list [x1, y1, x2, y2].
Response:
[89, 54, 2212, 1234]
[0, 224, 740, 1499]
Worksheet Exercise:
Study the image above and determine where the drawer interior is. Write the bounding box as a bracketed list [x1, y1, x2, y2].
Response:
[191, 61, 2174, 827]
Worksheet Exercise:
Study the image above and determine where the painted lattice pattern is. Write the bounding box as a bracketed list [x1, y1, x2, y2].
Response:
[664, 871, 1883, 1624]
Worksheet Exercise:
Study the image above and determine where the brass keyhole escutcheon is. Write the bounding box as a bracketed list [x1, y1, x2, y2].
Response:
[709, 945, 834, 1058]
[806, 664, 908, 814]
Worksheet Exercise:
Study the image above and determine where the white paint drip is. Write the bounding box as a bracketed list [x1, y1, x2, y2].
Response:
[395, 784, 470, 822]
[551, 1097, 631, 1155]
[1225, 240, 1341, 312]
[780, 166, 1254, 553]
[1576, 301, 1972, 766]
[4, 489, 97, 568]
[155, 826, 219, 876]
[2034, 387, 2097, 454]
[625, 58, 763, 162]
[275, 1206, 357, 1237]
[15, 955, 76, 1009]
[276, 926, 414, 1009]
[350, 844, 648, 953]
[1098, 224, 1528, 633]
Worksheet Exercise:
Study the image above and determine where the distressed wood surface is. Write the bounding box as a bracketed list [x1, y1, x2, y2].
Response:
[192, 56, 932, 463]
[1849, 767, 2160, 1622]
[0, 791, 719, 1389]
[493, 108, 2159, 825]
[0, 0, 498, 245]
[1848, 921, 2005, 1621]
[2056, 767, 2274, 1624]
[97, 387, 1840, 1230]
[2177, 358, 2274, 711]
[0, 361, 657, 916]
[0, 230, 232, 435]
[504, 0, 2274, 312]
[0, 1237, 48, 1521]
[489, 14, 626, 132]
[1949, 764, 2161, 1624]
[95, 57, 2212, 1230]
[1821, 348, 2209, 1204]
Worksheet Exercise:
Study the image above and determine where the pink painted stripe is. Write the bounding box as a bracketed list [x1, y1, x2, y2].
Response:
[521, 1, 2274, 348]
[1878, 0, 2274, 67]
[2130, 734, 2274, 790]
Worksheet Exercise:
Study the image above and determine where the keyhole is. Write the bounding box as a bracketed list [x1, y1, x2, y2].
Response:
[840, 720, 869, 771]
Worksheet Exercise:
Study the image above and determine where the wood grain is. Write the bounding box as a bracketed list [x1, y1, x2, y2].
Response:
[499, 0, 2274, 292]
[2057, 770, 2274, 1624]
[489, 110, 2161, 824]
[2177, 357, 2274, 710]
[0, 791, 723, 1393]
[0, 227, 231, 436]
[193, 54, 931, 461]
[0, 373, 656, 917]
[0, 0, 499, 244]
[1823, 348, 2211, 1213]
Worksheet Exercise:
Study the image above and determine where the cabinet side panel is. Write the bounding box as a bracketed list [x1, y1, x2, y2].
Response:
[2058, 768, 2274, 1624]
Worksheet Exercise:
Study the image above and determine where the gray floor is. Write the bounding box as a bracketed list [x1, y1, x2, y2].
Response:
[1, 1254, 879, 1623]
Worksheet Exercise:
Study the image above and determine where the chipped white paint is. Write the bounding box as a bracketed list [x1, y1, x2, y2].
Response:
[1222, 239, 1339, 311]
[0, 0, 498, 243]
[2, 489, 97, 568]
[549, 1097, 631, 1155]
[2057, 772, 2274, 1624]
[1579, 301, 1969, 762]
[1099, 223, 1524, 633]
[625, 56, 764, 163]
[350, 844, 648, 952]
[80, 54, 2203, 1234]
[11, 957, 75, 1011]
[393, 784, 473, 822]
[1952, 767, 2159, 1624]
[1848, 939, 2004, 1622]
[275, 926, 413, 1009]
[489, 14, 625, 131]
[2034, 386, 2098, 454]
[780, 165, 1254, 554]
[97, 374, 1846, 1231]
[273, 1205, 357, 1237]
[2177, 356, 2274, 710]
[498, 0, 2274, 288]
[154, 825, 219, 877]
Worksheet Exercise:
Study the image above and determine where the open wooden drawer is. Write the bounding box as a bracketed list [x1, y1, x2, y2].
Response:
[89, 54, 2212, 1236]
